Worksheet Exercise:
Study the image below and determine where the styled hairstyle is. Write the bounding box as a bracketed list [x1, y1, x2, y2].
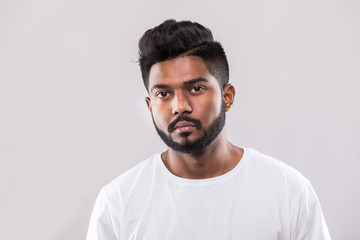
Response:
[138, 19, 229, 91]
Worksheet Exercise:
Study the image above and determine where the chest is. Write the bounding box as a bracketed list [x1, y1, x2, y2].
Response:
[120, 181, 291, 240]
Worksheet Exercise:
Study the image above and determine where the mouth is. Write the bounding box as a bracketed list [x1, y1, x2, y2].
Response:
[168, 116, 202, 133]
[174, 121, 197, 133]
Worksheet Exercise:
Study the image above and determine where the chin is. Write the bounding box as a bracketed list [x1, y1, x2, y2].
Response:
[174, 131, 202, 143]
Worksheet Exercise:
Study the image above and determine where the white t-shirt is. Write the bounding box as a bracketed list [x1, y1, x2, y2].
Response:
[87, 148, 331, 240]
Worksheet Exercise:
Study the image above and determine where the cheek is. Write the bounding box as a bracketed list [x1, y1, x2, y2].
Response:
[152, 106, 171, 126]
[197, 95, 222, 123]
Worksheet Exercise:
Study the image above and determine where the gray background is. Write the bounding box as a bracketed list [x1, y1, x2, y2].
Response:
[1, 0, 359, 239]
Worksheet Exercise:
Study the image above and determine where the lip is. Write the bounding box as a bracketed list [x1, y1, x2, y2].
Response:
[174, 121, 196, 132]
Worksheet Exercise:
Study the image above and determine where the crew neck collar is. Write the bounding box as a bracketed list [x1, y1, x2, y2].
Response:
[156, 147, 249, 186]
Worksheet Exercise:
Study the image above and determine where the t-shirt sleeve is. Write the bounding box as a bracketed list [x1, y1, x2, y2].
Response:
[86, 188, 119, 240]
[291, 180, 331, 240]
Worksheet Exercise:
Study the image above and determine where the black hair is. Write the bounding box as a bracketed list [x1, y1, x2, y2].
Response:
[138, 19, 229, 91]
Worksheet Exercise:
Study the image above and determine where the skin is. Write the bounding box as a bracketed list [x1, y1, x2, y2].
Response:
[145, 56, 243, 179]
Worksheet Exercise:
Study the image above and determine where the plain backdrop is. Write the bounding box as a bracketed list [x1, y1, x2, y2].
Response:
[1, 0, 359, 239]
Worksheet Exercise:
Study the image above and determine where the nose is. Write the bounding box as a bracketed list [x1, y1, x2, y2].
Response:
[171, 92, 192, 116]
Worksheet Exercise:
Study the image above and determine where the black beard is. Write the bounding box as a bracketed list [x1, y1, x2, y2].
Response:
[152, 102, 226, 154]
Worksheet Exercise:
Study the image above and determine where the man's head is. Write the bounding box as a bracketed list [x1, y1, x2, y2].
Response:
[138, 19, 229, 91]
[139, 20, 235, 154]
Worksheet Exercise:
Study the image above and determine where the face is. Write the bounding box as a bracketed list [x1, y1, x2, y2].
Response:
[145, 56, 234, 154]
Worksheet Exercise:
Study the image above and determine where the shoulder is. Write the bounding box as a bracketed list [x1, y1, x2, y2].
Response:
[243, 148, 309, 192]
[100, 153, 160, 201]
[243, 148, 330, 238]
[245, 148, 306, 179]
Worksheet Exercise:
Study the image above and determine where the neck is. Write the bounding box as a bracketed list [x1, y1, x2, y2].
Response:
[161, 130, 243, 179]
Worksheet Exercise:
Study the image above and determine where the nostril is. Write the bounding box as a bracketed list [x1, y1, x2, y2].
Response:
[172, 108, 180, 116]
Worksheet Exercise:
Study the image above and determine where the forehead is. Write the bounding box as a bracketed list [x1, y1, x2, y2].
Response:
[148, 56, 217, 89]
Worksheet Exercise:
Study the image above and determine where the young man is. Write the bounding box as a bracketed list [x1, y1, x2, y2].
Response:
[87, 20, 331, 240]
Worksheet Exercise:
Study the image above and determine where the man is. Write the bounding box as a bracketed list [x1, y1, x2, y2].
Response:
[87, 20, 330, 240]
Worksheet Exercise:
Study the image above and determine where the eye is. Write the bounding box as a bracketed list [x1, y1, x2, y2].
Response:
[156, 91, 170, 99]
[190, 86, 205, 94]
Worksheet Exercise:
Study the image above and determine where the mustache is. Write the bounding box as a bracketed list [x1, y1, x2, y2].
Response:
[168, 115, 202, 133]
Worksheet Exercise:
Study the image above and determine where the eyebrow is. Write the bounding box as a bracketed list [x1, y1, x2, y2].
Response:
[150, 84, 170, 92]
[183, 78, 208, 86]
[150, 78, 208, 92]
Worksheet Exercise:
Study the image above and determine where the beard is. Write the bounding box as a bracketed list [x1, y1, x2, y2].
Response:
[152, 102, 226, 154]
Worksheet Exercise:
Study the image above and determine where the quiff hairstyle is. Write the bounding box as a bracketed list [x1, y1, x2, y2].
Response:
[138, 19, 229, 91]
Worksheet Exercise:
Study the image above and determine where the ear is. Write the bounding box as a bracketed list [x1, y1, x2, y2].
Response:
[222, 84, 235, 112]
[145, 97, 152, 113]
